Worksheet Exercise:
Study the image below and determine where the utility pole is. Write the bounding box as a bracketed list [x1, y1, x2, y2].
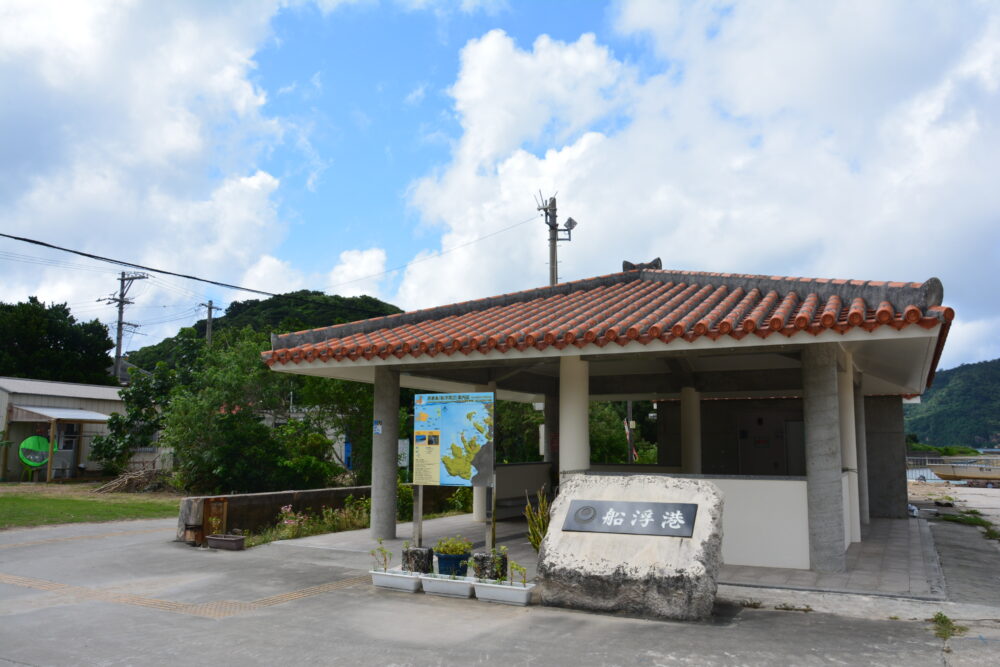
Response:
[537, 194, 579, 286]
[199, 300, 221, 346]
[101, 271, 147, 381]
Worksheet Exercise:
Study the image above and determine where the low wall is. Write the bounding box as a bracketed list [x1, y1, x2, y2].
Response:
[175, 483, 456, 541]
[495, 461, 553, 518]
[588, 469, 811, 569]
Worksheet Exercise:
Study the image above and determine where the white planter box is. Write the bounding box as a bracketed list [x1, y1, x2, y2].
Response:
[370, 569, 422, 593]
[473, 580, 536, 606]
[419, 573, 476, 598]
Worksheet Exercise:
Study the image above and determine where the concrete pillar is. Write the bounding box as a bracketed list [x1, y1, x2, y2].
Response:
[472, 380, 497, 522]
[558, 356, 589, 474]
[864, 396, 908, 518]
[370, 366, 400, 540]
[837, 351, 861, 543]
[802, 344, 846, 572]
[854, 376, 870, 525]
[680, 387, 701, 474]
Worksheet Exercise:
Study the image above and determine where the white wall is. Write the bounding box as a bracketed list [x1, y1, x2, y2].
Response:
[711, 477, 810, 569]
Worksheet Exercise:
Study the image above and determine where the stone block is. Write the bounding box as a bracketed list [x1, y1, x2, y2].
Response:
[537, 473, 723, 621]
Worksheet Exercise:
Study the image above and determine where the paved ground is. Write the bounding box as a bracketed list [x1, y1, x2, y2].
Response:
[1, 486, 999, 666]
[719, 518, 945, 598]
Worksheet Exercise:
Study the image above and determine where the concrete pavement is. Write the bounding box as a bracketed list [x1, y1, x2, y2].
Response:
[1, 511, 998, 666]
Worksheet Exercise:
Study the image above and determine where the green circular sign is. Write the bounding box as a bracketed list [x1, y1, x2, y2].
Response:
[19, 435, 51, 468]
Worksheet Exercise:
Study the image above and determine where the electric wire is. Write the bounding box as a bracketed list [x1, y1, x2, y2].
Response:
[1, 211, 540, 324]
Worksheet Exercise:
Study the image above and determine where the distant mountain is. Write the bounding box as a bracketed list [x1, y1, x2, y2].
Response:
[904, 358, 1000, 449]
[127, 290, 401, 370]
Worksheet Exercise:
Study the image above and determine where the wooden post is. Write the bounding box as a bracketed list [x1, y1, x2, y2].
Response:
[46, 419, 57, 483]
[72, 422, 83, 474]
[413, 485, 424, 548]
[0, 420, 10, 483]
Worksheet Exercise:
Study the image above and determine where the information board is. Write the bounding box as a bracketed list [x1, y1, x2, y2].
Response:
[413, 392, 494, 487]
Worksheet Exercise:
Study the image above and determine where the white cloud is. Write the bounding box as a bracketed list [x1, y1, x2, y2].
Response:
[241, 255, 306, 294]
[405, 83, 427, 105]
[327, 248, 389, 298]
[0, 0, 290, 339]
[400, 4, 1000, 370]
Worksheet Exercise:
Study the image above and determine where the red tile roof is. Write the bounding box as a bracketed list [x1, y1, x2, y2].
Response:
[263, 268, 953, 384]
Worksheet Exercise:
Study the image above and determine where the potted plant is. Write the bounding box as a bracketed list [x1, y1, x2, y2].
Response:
[369, 539, 421, 592]
[418, 560, 476, 598]
[471, 545, 508, 581]
[205, 516, 245, 551]
[472, 558, 535, 606]
[433, 535, 472, 577]
[401, 540, 433, 574]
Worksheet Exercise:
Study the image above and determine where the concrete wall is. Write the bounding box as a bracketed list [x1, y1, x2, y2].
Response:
[656, 399, 803, 475]
[175, 484, 458, 540]
[587, 469, 811, 569]
[864, 396, 908, 519]
[713, 477, 810, 569]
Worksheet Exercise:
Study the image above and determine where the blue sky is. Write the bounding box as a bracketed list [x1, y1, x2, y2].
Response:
[1, 1, 999, 370]
[254, 1, 632, 278]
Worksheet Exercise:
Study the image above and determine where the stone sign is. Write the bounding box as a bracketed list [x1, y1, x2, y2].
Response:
[538, 473, 723, 621]
[562, 499, 698, 537]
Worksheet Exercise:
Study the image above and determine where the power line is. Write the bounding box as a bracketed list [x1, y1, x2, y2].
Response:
[0, 232, 278, 298]
[1, 212, 540, 322]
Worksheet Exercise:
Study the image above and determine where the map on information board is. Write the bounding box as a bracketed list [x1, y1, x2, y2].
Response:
[413, 392, 494, 487]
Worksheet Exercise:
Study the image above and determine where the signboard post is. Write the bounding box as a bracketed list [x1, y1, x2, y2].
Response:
[411, 392, 495, 548]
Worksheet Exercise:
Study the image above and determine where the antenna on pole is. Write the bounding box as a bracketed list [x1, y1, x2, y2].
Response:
[535, 192, 578, 286]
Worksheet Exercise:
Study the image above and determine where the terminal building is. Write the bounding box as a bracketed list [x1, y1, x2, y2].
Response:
[263, 263, 952, 572]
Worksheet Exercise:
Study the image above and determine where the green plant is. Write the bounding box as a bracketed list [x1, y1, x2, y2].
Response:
[492, 545, 508, 582]
[434, 534, 472, 555]
[509, 560, 527, 586]
[930, 612, 967, 639]
[244, 498, 369, 548]
[447, 487, 473, 513]
[396, 478, 414, 520]
[774, 603, 812, 612]
[370, 538, 392, 571]
[961, 508, 982, 516]
[207, 515, 222, 536]
[939, 513, 991, 528]
[984, 527, 1000, 540]
[525, 487, 550, 552]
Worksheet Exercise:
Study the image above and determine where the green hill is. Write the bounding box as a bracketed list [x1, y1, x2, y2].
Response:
[127, 290, 401, 369]
[904, 358, 1000, 449]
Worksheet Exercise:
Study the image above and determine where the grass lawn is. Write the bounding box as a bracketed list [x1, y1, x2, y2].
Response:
[0, 483, 180, 529]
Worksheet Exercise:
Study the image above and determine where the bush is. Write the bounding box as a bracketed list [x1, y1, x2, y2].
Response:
[245, 497, 370, 547]
[448, 487, 473, 513]
[396, 479, 414, 521]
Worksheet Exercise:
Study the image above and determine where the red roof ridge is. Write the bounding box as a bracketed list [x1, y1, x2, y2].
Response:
[266, 266, 947, 363]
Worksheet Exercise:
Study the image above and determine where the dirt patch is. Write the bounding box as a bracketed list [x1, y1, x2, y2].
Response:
[0, 481, 181, 501]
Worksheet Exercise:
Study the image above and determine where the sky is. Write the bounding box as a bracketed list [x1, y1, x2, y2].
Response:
[1, 0, 998, 371]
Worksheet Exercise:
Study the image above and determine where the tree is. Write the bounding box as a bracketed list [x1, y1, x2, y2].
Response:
[160, 327, 347, 494]
[90, 328, 204, 473]
[0, 297, 116, 385]
[494, 401, 543, 463]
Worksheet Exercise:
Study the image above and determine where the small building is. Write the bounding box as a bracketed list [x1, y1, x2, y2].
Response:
[263, 264, 952, 572]
[0, 377, 124, 481]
